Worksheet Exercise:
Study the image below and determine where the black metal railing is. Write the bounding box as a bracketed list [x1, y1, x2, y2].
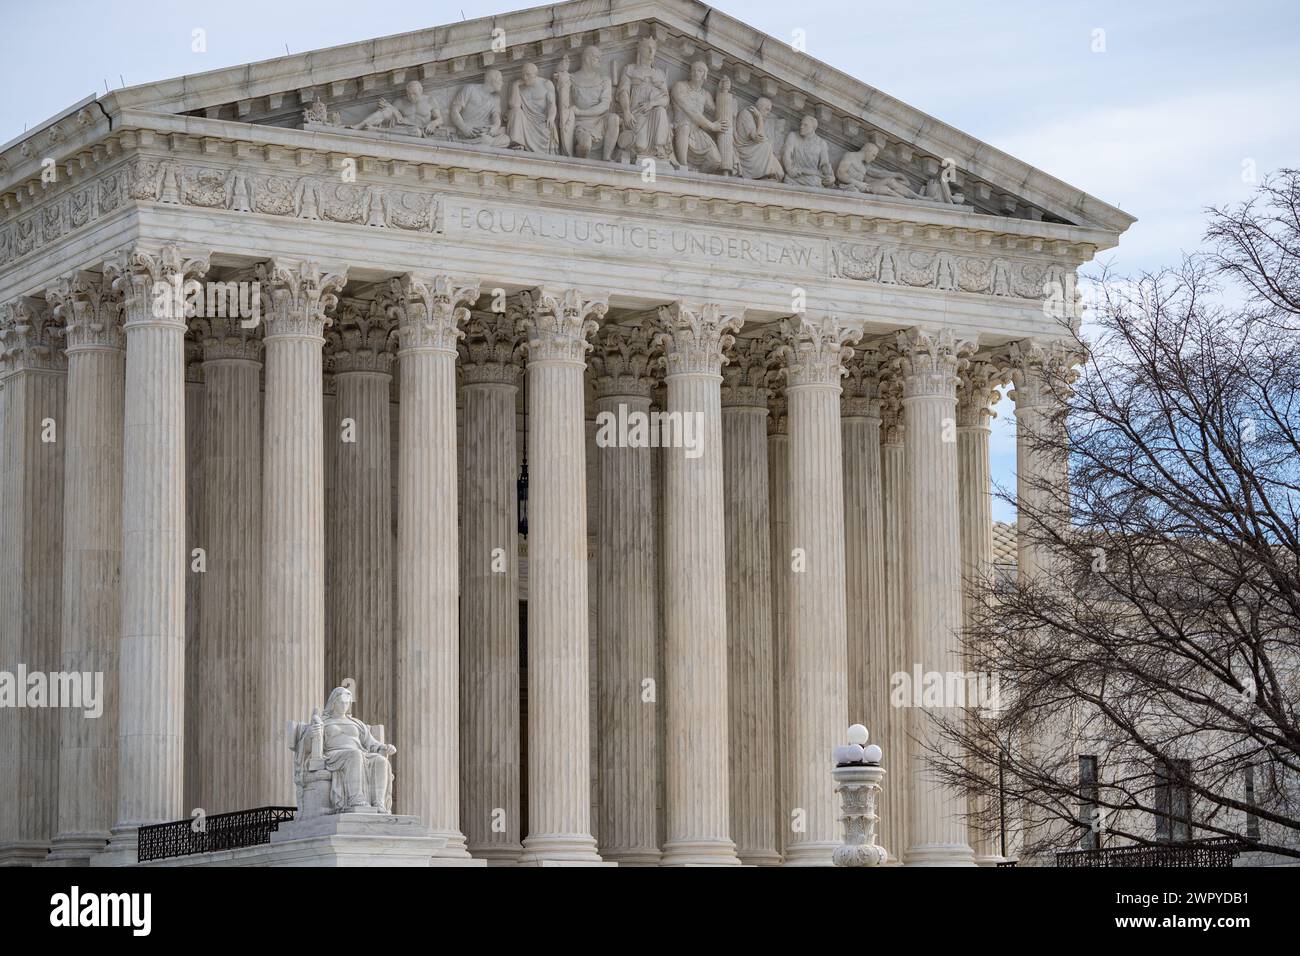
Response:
[137, 806, 297, 863]
[996, 859, 1018, 867]
[1056, 837, 1247, 868]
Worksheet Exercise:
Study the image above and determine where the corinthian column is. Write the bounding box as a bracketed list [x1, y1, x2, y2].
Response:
[326, 301, 394, 737]
[458, 307, 522, 864]
[99, 246, 208, 862]
[192, 316, 263, 812]
[656, 300, 743, 867]
[0, 297, 66, 864]
[590, 322, 660, 865]
[893, 326, 977, 867]
[44, 275, 124, 865]
[957, 360, 1004, 865]
[258, 259, 346, 806]
[721, 336, 779, 866]
[777, 314, 860, 866]
[841, 346, 887, 760]
[878, 371, 909, 863]
[766, 358, 790, 858]
[516, 287, 608, 866]
[391, 274, 480, 859]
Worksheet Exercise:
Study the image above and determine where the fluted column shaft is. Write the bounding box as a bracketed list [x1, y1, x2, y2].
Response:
[841, 350, 887, 794]
[594, 390, 659, 864]
[47, 277, 124, 864]
[592, 323, 660, 865]
[721, 343, 778, 866]
[958, 363, 1003, 864]
[658, 302, 742, 867]
[193, 320, 264, 813]
[896, 328, 976, 866]
[393, 275, 477, 856]
[459, 310, 522, 864]
[766, 388, 790, 857]
[108, 249, 207, 854]
[329, 361, 393, 734]
[0, 296, 66, 864]
[780, 315, 857, 867]
[517, 287, 606, 865]
[259, 261, 343, 806]
[879, 391, 909, 863]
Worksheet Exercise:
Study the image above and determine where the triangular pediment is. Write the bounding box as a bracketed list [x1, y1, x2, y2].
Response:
[15, 0, 1135, 237]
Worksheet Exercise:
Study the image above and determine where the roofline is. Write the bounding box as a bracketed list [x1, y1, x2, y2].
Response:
[9, 0, 1136, 237]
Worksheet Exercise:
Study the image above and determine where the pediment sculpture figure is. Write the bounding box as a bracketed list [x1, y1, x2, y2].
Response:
[733, 96, 783, 181]
[288, 685, 396, 818]
[450, 70, 511, 147]
[617, 36, 674, 165]
[670, 60, 728, 173]
[559, 46, 621, 161]
[350, 80, 443, 137]
[781, 115, 835, 188]
[836, 142, 927, 200]
[507, 62, 559, 154]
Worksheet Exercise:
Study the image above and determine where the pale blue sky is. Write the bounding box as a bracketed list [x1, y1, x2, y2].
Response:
[4, 0, 1298, 520]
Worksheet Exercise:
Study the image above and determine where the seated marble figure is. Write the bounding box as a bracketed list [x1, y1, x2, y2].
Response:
[288, 685, 396, 817]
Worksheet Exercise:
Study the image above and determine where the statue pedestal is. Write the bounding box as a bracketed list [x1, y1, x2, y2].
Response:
[138, 813, 486, 867]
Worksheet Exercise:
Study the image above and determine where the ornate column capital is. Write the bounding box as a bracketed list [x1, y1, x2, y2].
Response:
[384, 273, 480, 355]
[879, 369, 904, 445]
[655, 301, 744, 378]
[255, 259, 347, 340]
[841, 345, 884, 420]
[591, 321, 656, 399]
[1005, 339, 1083, 410]
[326, 299, 394, 375]
[519, 287, 607, 366]
[776, 314, 862, 388]
[956, 360, 1004, 429]
[885, 327, 976, 400]
[459, 307, 522, 386]
[720, 336, 772, 408]
[47, 271, 125, 354]
[193, 314, 263, 364]
[0, 296, 65, 375]
[763, 328, 788, 435]
[110, 244, 211, 332]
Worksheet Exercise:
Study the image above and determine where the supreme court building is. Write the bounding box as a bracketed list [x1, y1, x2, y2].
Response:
[0, 0, 1132, 866]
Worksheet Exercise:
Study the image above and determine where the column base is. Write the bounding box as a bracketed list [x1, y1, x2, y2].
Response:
[44, 832, 111, 866]
[600, 847, 662, 867]
[88, 825, 141, 868]
[0, 841, 51, 866]
[660, 839, 742, 866]
[468, 843, 524, 866]
[974, 853, 1008, 867]
[781, 840, 838, 867]
[738, 848, 783, 867]
[903, 842, 977, 866]
[517, 833, 610, 866]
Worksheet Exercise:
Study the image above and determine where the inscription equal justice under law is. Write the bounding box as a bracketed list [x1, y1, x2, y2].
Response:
[446, 199, 829, 275]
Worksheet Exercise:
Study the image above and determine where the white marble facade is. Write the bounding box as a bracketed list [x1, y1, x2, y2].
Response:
[0, 0, 1131, 866]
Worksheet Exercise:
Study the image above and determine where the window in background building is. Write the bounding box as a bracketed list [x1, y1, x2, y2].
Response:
[1154, 758, 1193, 843]
[1079, 754, 1100, 850]
[1244, 764, 1260, 841]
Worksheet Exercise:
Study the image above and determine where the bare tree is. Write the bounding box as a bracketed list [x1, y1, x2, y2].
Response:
[930, 169, 1300, 861]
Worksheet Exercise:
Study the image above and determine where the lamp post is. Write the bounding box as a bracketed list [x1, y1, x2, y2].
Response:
[831, 723, 888, 867]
